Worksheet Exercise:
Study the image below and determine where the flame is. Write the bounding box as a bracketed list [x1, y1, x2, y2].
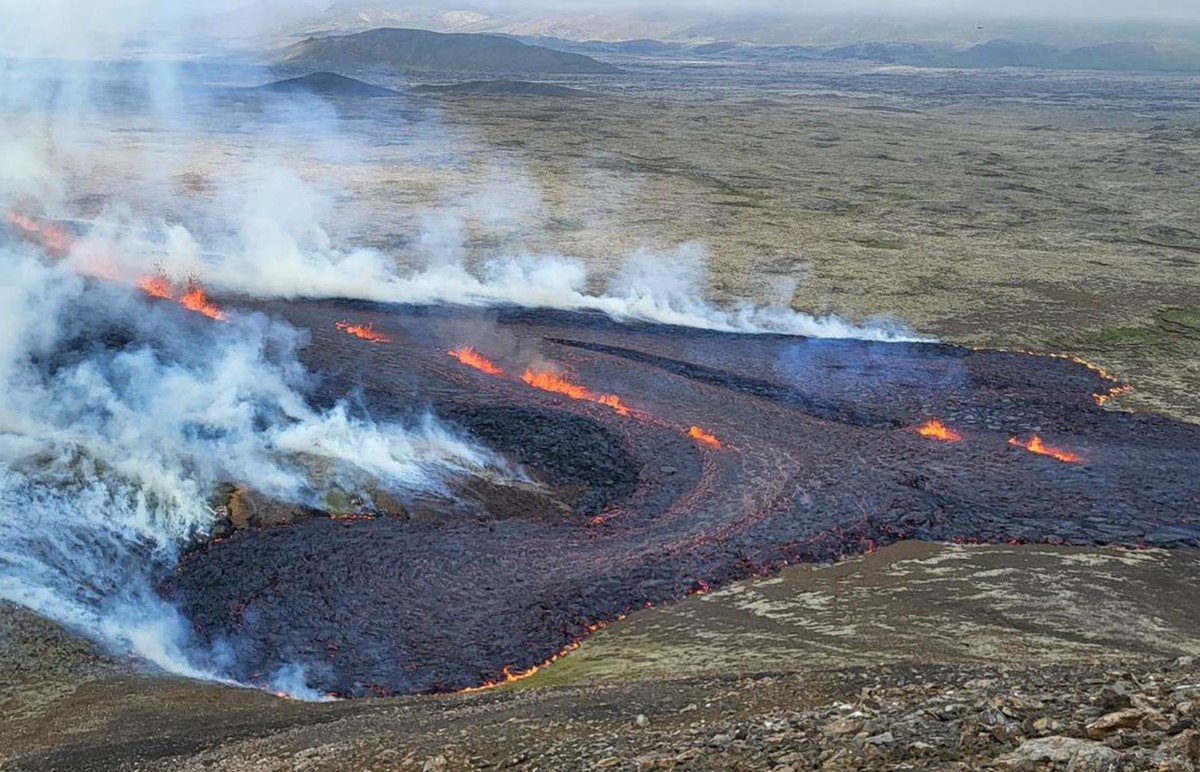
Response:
[915, 419, 963, 443]
[335, 321, 391, 344]
[688, 426, 723, 448]
[180, 278, 228, 321]
[136, 273, 174, 300]
[1008, 434, 1083, 464]
[521, 369, 632, 416]
[448, 346, 504, 376]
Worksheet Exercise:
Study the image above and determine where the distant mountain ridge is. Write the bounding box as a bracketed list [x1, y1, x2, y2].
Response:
[262, 3, 1200, 50]
[535, 35, 1200, 73]
[275, 27, 621, 75]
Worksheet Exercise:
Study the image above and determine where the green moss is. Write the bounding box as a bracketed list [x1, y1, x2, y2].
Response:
[1160, 307, 1200, 332]
[854, 238, 907, 250]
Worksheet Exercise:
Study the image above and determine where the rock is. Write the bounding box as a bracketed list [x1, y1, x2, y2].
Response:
[421, 755, 448, 772]
[1158, 729, 1200, 762]
[1169, 717, 1197, 735]
[596, 758, 622, 769]
[635, 714, 649, 728]
[995, 736, 1120, 771]
[635, 754, 675, 770]
[1086, 708, 1154, 739]
[1097, 683, 1134, 711]
[1027, 715, 1065, 734]
[820, 716, 863, 736]
[866, 731, 895, 746]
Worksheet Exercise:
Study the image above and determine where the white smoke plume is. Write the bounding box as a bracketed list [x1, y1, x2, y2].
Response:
[0, 1, 506, 699]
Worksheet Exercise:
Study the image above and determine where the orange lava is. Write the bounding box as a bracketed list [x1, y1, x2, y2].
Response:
[7, 211, 71, 253]
[521, 369, 632, 417]
[335, 321, 391, 344]
[915, 418, 963, 443]
[1095, 384, 1134, 408]
[448, 346, 504, 376]
[180, 278, 228, 322]
[1008, 434, 1083, 464]
[461, 618, 624, 693]
[136, 273, 174, 300]
[688, 426, 723, 448]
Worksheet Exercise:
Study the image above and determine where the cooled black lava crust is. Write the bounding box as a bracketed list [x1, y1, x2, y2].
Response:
[163, 300, 1200, 696]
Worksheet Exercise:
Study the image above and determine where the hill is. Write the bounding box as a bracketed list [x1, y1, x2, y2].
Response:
[276, 27, 621, 75]
[411, 79, 592, 97]
[258, 72, 400, 97]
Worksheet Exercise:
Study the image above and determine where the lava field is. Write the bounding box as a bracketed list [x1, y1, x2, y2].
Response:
[164, 299, 1200, 697]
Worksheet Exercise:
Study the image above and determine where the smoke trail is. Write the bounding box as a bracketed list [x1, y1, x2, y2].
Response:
[88, 175, 925, 344]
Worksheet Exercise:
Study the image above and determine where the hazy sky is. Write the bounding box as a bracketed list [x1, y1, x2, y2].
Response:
[344, 0, 1200, 21]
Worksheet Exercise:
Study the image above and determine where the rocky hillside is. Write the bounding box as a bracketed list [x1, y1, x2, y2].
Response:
[275, 27, 621, 75]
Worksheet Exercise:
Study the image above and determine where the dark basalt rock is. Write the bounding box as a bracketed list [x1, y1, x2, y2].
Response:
[163, 300, 1200, 697]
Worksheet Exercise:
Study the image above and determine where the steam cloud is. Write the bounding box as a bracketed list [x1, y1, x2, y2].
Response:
[0, 0, 924, 699]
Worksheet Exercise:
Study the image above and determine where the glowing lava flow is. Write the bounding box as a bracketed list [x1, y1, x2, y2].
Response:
[448, 346, 504, 376]
[915, 419, 963, 443]
[521, 369, 633, 417]
[1095, 384, 1134, 408]
[6, 211, 71, 253]
[136, 273, 174, 299]
[335, 321, 391, 344]
[461, 618, 624, 693]
[179, 279, 229, 321]
[1009, 434, 1083, 464]
[135, 273, 228, 321]
[688, 426, 723, 448]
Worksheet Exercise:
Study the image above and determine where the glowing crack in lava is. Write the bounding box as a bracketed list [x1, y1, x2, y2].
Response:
[521, 368, 633, 416]
[448, 346, 505, 376]
[1008, 434, 1083, 463]
[335, 320, 391, 343]
[688, 426, 723, 448]
[916, 418, 964, 442]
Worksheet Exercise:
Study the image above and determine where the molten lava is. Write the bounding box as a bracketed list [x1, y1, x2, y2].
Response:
[335, 321, 391, 344]
[7, 211, 71, 253]
[136, 273, 174, 300]
[448, 346, 504, 376]
[916, 419, 964, 443]
[461, 618, 623, 693]
[521, 369, 632, 417]
[1095, 384, 1134, 408]
[180, 278, 228, 322]
[1009, 434, 1083, 464]
[688, 426, 723, 449]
